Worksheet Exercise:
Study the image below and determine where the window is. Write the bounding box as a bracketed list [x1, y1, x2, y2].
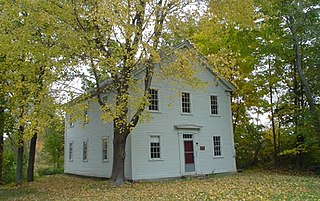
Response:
[102, 138, 108, 161]
[210, 95, 218, 115]
[69, 114, 74, 128]
[183, 134, 193, 139]
[69, 142, 73, 161]
[148, 89, 159, 111]
[102, 95, 108, 104]
[84, 110, 89, 124]
[83, 140, 88, 161]
[181, 92, 191, 113]
[213, 136, 222, 157]
[150, 136, 161, 159]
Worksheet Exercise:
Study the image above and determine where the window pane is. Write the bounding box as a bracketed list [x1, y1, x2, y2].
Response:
[210, 96, 218, 115]
[84, 110, 89, 124]
[183, 134, 193, 139]
[150, 136, 160, 159]
[213, 136, 221, 156]
[69, 143, 73, 161]
[148, 89, 159, 111]
[102, 96, 108, 104]
[69, 114, 74, 128]
[102, 139, 108, 160]
[83, 140, 88, 161]
[182, 92, 191, 113]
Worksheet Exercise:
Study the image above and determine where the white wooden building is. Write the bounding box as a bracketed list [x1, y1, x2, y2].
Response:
[64, 42, 237, 180]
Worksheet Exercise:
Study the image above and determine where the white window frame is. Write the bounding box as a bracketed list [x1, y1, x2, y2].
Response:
[69, 142, 73, 161]
[181, 91, 192, 114]
[69, 114, 74, 128]
[149, 134, 162, 160]
[83, 139, 88, 162]
[148, 88, 160, 112]
[84, 110, 89, 124]
[212, 136, 222, 157]
[102, 137, 108, 162]
[209, 95, 219, 116]
[102, 95, 108, 104]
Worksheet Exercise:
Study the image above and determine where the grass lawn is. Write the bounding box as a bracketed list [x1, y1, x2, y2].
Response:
[1, 170, 319, 200]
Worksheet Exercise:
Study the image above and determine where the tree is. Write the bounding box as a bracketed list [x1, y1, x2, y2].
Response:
[45, 0, 202, 185]
[193, 0, 320, 169]
[254, 0, 320, 168]
[0, 86, 4, 184]
[42, 116, 64, 169]
[192, 0, 264, 131]
[0, 1, 66, 184]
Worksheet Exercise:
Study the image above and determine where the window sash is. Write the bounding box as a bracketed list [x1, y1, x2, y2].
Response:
[69, 142, 73, 161]
[213, 136, 221, 156]
[150, 136, 161, 159]
[181, 92, 191, 113]
[84, 110, 89, 124]
[183, 134, 193, 139]
[102, 95, 108, 104]
[69, 115, 74, 128]
[83, 140, 88, 161]
[148, 89, 159, 111]
[210, 95, 218, 115]
[102, 138, 108, 160]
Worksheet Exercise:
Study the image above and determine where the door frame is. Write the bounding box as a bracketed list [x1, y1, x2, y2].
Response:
[178, 132, 199, 175]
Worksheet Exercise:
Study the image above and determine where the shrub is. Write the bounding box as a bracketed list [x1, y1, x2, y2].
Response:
[3, 149, 17, 184]
[37, 167, 64, 176]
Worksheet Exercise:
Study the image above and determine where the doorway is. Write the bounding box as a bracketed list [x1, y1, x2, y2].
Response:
[183, 134, 195, 172]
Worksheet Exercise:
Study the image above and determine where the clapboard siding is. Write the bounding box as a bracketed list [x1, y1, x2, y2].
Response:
[64, 99, 132, 179]
[65, 49, 236, 180]
[128, 68, 236, 180]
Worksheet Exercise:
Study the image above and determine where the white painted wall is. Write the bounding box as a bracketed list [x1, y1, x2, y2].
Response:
[64, 62, 236, 180]
[129, 67, 236, 180]
[64, 99, 132, 179]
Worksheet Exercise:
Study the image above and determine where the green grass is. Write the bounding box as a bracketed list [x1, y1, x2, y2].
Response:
[1, 170, 319, 200]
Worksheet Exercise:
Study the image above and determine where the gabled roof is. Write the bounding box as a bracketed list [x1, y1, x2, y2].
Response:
[134, 40, 236, 92]
[174, 40, 236, 92]
[69, 40, 236, 105]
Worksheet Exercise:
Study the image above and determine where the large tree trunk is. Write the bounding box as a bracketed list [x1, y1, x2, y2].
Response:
[268, 57, 278, 167]
[27, 133, 37, 182]
[292, 27, 320, 144]
[110, 125, 128, 185]
[16, 126, 24, 185]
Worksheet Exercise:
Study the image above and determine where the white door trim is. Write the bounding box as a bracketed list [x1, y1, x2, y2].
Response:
[178, 132, 199, 175]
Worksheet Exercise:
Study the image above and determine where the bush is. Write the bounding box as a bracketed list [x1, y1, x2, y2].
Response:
[37, 167, 64, 176]
[3, 149, 17, 184]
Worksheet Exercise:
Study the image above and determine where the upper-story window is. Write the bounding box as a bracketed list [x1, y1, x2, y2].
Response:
[84, 110, 89, 124]
[210, 95, 218, 115]
[69, 114, 74, 128]
[181, 92, 191, 114]
[148, 88, 159, 111]
[102, 95, 108, 104]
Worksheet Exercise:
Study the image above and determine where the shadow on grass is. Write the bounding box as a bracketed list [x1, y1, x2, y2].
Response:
[0, 187, 38, 200]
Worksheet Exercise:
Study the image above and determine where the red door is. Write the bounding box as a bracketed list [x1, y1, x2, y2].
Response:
[184, 141, 194, 164]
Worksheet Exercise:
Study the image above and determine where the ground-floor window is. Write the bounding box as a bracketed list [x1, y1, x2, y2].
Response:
[83, 140, 88, 161]
[102, 138, 108, 161]
[69, 142, 73, 161]
[150, 135, 161, 159]
[212, 136, 222, 157]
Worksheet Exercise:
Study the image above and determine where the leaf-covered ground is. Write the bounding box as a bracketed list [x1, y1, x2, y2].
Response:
[1, 170, 320, 200]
